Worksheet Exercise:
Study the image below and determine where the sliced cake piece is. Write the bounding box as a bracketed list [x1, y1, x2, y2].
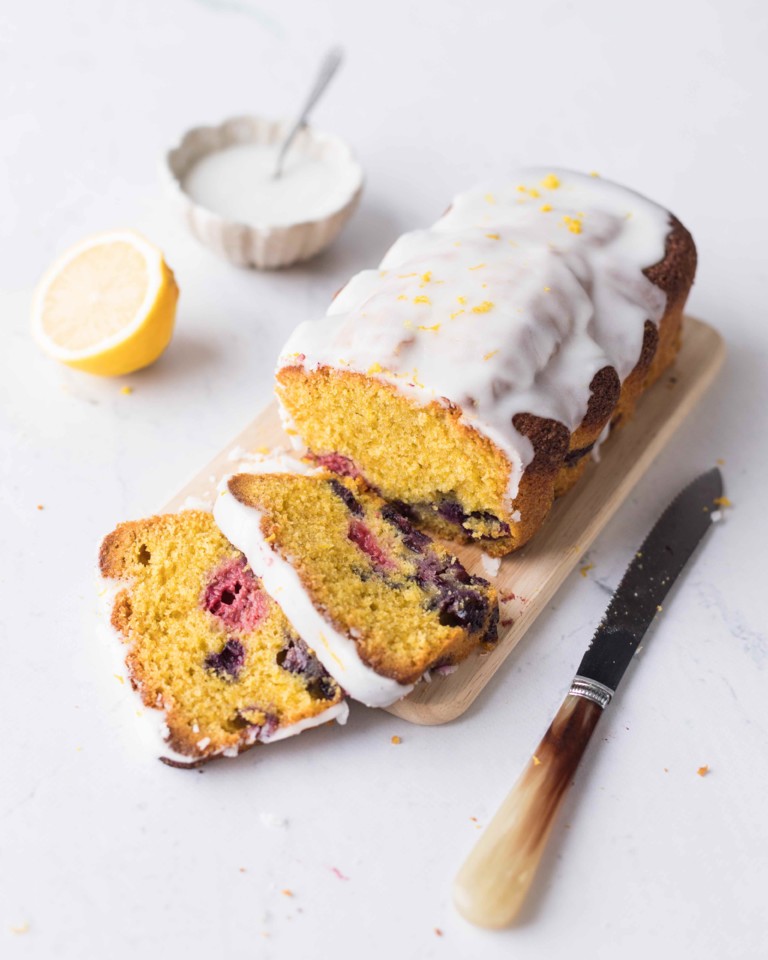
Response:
[213, 472, 499, 707]
[99, 510, 347, 765]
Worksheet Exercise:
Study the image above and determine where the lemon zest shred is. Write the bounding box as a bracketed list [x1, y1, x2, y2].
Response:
[472, 301, 495, 314]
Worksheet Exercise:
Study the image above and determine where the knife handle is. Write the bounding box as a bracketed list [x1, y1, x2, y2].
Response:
[453, 693, 604, 928]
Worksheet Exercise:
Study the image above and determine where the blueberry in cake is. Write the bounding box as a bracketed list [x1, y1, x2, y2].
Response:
[213, 472, 498, 707]
[275, 168, 697, 556]
[99, 510, 347, 764]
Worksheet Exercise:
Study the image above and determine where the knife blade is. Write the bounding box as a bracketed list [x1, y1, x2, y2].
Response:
[454, 468, 723, 929]
[573, 465, 723, 704]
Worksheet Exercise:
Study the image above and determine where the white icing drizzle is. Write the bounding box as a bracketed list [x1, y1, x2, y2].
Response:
[277, 168, 670, 505]
[213, 485, 415, 708]
[225, 447, 319, 478]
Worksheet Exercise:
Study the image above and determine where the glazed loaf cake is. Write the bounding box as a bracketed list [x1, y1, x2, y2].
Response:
[275, 169, 696, 556]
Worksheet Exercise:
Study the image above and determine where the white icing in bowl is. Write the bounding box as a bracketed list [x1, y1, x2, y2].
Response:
[164, 116, 363, 269]
[183, 142, 362, 228]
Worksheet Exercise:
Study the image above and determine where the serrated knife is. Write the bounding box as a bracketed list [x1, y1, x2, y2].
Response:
[454, 467, 723, 928]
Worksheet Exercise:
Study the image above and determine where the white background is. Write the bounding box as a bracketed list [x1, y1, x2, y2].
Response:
[1, 1, 767, 957]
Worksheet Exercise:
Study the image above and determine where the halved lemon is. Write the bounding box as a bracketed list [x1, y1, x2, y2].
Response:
[32, 231, 179, 376]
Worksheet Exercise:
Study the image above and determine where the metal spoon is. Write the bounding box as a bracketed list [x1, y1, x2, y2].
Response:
[272, 46, 344, 179]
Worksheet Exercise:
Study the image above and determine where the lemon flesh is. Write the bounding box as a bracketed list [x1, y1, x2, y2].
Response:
[32, 231, 179, 376]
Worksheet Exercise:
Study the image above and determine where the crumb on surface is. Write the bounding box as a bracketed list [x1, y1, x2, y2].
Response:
[697, 765, 710, 777]
[11, 922, 29, 934]
[716, 458, 725, 466]
[579, 562, 594, 578]
[391, 735, 402, 745]
[37, 504, 44, 510]
[435, 928, 444, 937]
[533, 754, 542, 766]
[713, 496, 732, 508]
[281, 889, 293, 897]
[120, 385, 133, 395]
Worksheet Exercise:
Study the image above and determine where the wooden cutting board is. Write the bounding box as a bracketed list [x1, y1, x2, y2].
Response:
[165, 317, 725, 725]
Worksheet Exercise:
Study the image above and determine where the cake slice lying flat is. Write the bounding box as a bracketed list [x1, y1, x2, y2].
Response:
[214, 473, 499, 707]
[99, 510, 347, 764]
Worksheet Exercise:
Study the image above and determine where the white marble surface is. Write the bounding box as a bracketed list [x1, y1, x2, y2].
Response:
[1, 1, 767, 957]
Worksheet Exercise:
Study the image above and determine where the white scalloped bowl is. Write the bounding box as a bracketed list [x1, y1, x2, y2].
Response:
[164, 116, 363, 269]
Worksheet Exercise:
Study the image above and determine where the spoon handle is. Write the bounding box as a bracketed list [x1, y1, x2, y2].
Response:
[273, 47, 344, 179]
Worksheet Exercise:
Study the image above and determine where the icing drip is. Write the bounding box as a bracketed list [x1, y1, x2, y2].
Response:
[277, 168, 670, 504]
[213, 485, 414, 708]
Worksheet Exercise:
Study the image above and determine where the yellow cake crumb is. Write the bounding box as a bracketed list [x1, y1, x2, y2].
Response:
[486, 233, 500, 240]
[368, 362, 384, 374]
[391, 735, 402, 744]
[397, 294, 408, 301]
[450, 309, 465, 320]
[418, 324, 441, 332]
[413, 295, 431, 305]
[420, 271, 432, 283]
[697, 765, 710, 777]
[457, 295, 467, 305]
[483, 350, 499, 361]
[563, 215, 583, 234]
[532, 754, 542, 766]
[713, 496, 732, 507]
[468, 263, 486, 271]
[37, 504, 44, 510]
[540, 203, 553, 212]
[120, 385, 133, 395]
[579, 562, 594, 577]
[541, 173, 561, 189]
